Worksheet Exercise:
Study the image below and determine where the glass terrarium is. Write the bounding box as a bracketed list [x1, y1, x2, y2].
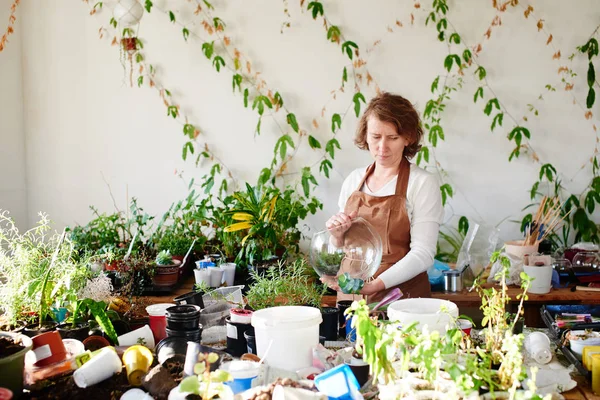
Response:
[309, 217, 382, 294]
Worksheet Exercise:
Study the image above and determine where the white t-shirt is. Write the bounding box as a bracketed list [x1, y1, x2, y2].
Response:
[338, 163, 444, 289]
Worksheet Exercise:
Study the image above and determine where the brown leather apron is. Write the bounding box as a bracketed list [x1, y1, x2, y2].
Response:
[338, 157, 431, 304]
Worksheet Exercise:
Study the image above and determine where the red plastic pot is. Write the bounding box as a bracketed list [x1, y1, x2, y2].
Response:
[31, 331, 67, 367]
[82, 335, 111, 352]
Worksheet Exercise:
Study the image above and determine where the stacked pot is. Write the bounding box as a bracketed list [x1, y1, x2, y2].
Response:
[226, 309, 254, 357]
[165, 305, 202, 342]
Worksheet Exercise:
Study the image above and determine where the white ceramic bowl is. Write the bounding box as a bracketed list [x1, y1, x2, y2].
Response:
[567, 330, 600, 359]
[387, 298, 459, 333]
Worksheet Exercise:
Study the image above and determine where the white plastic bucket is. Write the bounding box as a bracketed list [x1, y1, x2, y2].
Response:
[387, 298, 459, 333]
[251, 306, 322, 371]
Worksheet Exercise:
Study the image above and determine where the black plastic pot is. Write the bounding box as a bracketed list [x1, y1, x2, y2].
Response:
[166, 305, 201, 331]
[165, 326, 202, 342]
[22, 322, 57, 338]
[173, 291, 205, 309]
[345, 359, 369, 387]
[336, 300, 353, 338]
[225, 317, 252, 357]
[57, 323, 89, 342]
[156, 336, 189, 364]
[319, 307, 340, 341]
[244, 327, 256, 355]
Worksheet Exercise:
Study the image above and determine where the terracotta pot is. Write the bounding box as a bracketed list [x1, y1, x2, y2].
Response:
[153, 261, 181, 287]
[31, 331, 67, 367]
[82, 335, 111, 352]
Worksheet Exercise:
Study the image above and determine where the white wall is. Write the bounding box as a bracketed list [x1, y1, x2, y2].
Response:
[10, 1, 600, 244]
[0, 0, 27, 229]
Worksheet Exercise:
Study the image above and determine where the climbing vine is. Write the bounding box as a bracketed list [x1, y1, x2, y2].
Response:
[78, 0, 600, 253]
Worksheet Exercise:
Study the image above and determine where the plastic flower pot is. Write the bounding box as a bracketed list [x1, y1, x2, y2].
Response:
[57, 323, 90, 342]
[225, 317, 252, 357]
[166, 305, 201, 331]
[73, 346, 122, 388]
[229, 308, 253, 324]
[183, 342, 224, 376]
[146, 303, 174, 344]
[172, 291, 205, 309]
[243, 327, 256, 355]
[0, 332, 33, 396]
[22, 322, 57, 338]
[319, 307, 340, 341]
[165, 327, 202, 342]
[31, 331, 67, 367]
[155, 336, 188, 365]
[122, 345, 154, 386]
[82, 335, 111, 352]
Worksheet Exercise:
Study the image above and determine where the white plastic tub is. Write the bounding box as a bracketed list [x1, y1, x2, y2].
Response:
[387, 298, 459, 333]
[251, 306, 322, 371]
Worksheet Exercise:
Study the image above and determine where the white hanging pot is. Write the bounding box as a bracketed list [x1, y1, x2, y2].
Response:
[113, 0, 144, 27]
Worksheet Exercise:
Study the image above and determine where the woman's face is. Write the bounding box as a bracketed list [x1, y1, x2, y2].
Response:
[365, 115, 409, 168]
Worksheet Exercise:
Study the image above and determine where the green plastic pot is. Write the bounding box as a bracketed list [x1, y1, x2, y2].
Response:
[0, 331, 33, 397]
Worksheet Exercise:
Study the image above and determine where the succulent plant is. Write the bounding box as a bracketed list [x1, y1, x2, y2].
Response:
[155, 249, 173, 266]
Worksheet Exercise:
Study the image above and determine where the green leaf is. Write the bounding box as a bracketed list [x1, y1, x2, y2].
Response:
[258, 168, 271, 186]
[431, 76, 440, 93]
[449, 32, 460, 44]
[331, 113, 342, 132]
[144, 0, 153, 13]
[109, 17, 117, 28]
[180, 376, 200, 394]
[592, 176, 600, 192]
[440, 183, 453, 206]
[539, 163, 557, 182]
[183, 124, 195, 138]
[243, 88, 249, 108]
[308, 135, 322, 149]
[256, 117, 261, 134]
[169, 11, 175, 22]
[436, 18, 448, 32]
[342, 67, 348, 85]
[484, 98, 500, 116]
[203, 0, 214, 10]
[491, 113, 504, 131]
[202, 41, 214, 59]
[444, 54, 454, 72]
[325, 138, 341, 158]
[287, 113, 299, 133]
[307, 1, 324, 19]
[416, 146, 430, 166]
[320, 159, 332, 178]
[458, 216, 469, 236]
[353, 92, 366, 117]
[213, 17, 225, 30]
[182, 27, 190, 41]
[137, 76, 143, 87]
[430, 125, 444, 142]
[301, 167, 318, 197]
[274, 134, 295, 160]
[425, 12, 436, 26]
[135, 53, 144, 63]
[327, 26, 341, 42]
[462, 49, 472, 63]
[219, 179, 228, 196]
[474, 87, 484, 103]
[588, 62, 596, 87]
[341, 41, 359, 60]
[520, 214, 533, 235]
[585, 190, 597, 213]
[203, 176, 214, 194]
[232, 74, 243, 92]
[475, 66, 486, 80]
[182, 142, 194, 161]
[167, 105, 178, 118]
[212, 56, 225, 72]
[273, 92, 283, 108]
[210, 163, 221, 176]
[530, 181, 539, 200]
[587, 87, 595, 109]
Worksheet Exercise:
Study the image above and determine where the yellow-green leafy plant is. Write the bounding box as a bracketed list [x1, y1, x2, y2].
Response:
[179, 352, 233, 400]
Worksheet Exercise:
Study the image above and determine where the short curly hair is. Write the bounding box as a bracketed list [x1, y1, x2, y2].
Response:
[354, 92, 423, 160]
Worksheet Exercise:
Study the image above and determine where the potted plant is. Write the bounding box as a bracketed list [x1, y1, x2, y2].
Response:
[153, 250, 181, 287]
[170, 352, 233, 400]
[0, 331, 33, 395]
[224, 183, 322, 271]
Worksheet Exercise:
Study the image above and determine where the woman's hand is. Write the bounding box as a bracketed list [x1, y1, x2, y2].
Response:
[359, 278, 385, 295]
[326, 210, 357, 240]
[320, 275, 340, 291]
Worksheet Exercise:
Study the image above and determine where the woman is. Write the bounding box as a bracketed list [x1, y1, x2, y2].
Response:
[324, 92, 443, 303]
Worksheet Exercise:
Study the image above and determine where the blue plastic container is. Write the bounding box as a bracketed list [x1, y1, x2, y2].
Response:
[222, 360, 260, 394]
[314, 364, 361, 400]
[345, 316, 356, 342]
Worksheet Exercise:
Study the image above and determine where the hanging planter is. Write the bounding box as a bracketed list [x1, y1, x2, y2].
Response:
[121, 37, 137, 52]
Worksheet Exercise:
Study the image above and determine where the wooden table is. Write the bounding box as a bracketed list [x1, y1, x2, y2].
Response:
[141, 277, 600, 398]
[431, 284, 600, 328]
